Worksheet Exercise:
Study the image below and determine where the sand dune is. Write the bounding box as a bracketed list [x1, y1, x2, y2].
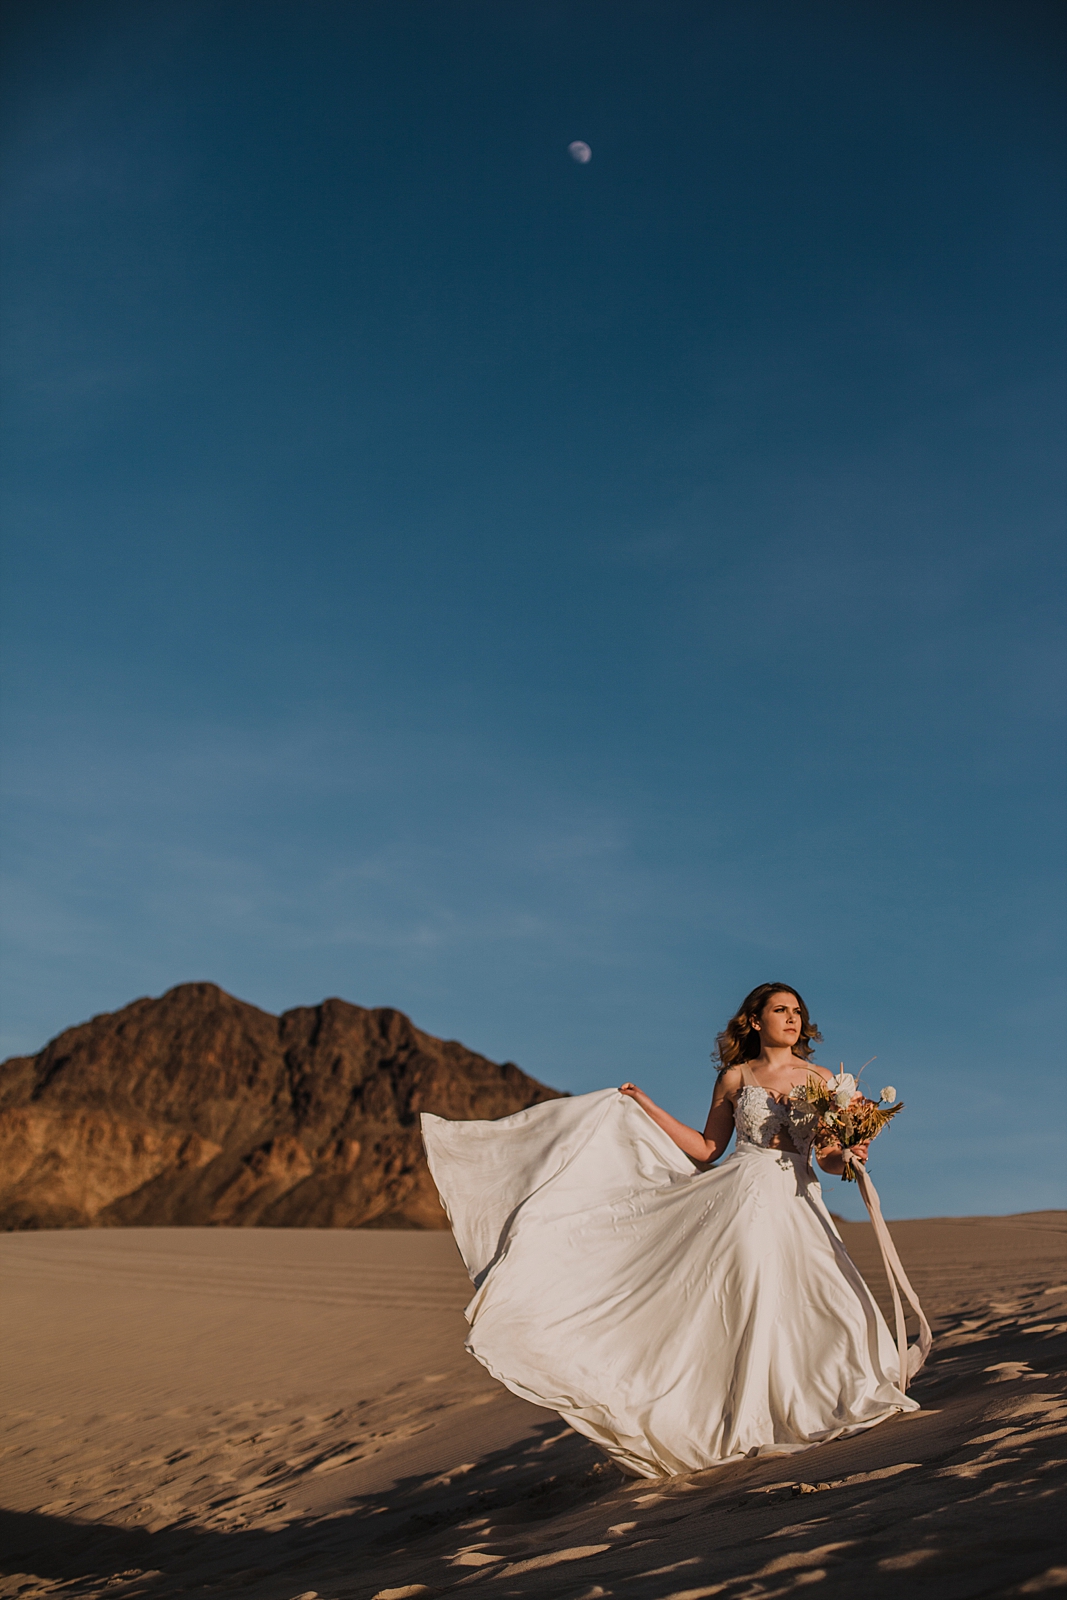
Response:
[1, 1214, 1065, 1598]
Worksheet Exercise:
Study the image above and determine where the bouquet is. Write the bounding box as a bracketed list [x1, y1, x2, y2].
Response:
[790, 1067, 903, 1182]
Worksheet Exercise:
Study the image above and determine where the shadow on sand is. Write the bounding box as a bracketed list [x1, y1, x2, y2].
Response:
[0, 1415, 616, 1598]
[4, 1293, 1067, 1600]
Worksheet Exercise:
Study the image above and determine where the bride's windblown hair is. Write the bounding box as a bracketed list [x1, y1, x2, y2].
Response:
[714, 982, 822, 1068]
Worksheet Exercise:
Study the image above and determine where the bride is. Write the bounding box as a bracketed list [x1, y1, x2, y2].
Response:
[421, 982, 920, 1479]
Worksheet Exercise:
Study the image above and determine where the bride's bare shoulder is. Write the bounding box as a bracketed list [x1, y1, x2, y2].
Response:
[715, 1064, 744, 1098]
[804, 1061, 833, 1083]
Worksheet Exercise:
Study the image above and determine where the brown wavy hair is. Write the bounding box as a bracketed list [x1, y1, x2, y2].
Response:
[714, 983, 821, 1069]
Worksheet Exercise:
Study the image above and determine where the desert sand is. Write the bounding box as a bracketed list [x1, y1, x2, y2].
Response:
[1, 1214, 1065, 1599]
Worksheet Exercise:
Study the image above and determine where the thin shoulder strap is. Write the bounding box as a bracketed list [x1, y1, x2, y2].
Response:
[738, 1060, 755, 1088]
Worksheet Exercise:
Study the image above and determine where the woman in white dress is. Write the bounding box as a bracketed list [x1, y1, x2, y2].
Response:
[421, 983, 920, 1479]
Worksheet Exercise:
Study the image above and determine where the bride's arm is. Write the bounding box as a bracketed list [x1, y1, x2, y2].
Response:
[619, 1069, 739, 1168]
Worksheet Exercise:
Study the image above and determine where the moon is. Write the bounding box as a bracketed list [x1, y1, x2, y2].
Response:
[568, 141, 592, 164]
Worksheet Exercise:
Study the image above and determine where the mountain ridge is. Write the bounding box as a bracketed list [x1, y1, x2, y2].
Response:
[0, 982, 562, 1230]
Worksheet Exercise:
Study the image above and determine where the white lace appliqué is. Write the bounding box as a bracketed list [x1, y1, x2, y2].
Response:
[734, 1085, 819, 1161]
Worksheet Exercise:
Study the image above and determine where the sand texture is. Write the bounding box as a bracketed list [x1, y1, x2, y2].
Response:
[1, 1213, 1065, 1599]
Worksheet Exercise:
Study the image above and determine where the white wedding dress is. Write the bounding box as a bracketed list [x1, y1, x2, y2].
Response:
[422, 1078, 916, 1478]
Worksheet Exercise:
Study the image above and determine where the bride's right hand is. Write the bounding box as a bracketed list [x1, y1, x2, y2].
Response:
[619, 1082, 644, 1100]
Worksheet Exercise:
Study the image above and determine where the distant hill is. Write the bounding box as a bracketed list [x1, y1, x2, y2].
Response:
[0, 983, 562, 1230]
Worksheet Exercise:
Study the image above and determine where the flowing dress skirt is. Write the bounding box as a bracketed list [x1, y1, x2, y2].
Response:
[422, 1088, 915, 1478]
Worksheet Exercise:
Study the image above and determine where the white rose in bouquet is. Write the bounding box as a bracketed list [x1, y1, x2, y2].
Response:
[830, 1071, 857, 1108]
[880, 1086, 897, 1104]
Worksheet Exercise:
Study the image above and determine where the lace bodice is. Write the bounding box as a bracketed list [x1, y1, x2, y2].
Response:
[734, 1084, 820, 1163]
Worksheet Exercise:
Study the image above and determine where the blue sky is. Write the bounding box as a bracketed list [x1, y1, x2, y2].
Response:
[2, 0, 1064, 1218]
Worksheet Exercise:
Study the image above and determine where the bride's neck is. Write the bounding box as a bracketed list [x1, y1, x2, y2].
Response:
[752, 1044, 799, 1071]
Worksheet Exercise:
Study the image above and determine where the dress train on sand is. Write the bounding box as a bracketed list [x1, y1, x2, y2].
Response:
[422, 1081, 917, 1479]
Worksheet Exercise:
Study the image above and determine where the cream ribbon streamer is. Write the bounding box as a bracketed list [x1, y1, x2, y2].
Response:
[843, 1151, 933, 1394]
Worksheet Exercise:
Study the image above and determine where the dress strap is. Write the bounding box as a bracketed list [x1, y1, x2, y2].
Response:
[738, 1062, 756, 1089]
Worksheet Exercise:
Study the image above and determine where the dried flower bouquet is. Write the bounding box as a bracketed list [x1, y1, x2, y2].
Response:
[790, 1070, 903, 1182]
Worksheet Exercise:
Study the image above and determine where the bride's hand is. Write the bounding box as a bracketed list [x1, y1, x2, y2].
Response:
[619, 1082, 644, 1100]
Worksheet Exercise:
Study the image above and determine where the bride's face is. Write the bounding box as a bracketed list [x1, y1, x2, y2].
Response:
[757, 993, 803, 1049]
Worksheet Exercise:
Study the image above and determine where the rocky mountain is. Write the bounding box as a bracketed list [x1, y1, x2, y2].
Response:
[0, 983, 562, 1231]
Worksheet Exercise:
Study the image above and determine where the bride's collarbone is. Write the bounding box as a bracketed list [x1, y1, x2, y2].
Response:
[738, 1067, 829, 1106]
